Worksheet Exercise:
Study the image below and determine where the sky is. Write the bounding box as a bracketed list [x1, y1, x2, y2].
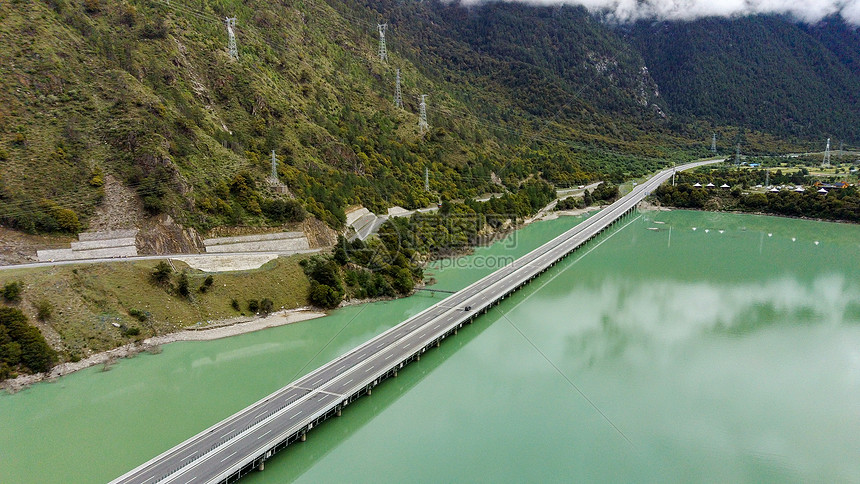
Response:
[459, 0, 860, 24]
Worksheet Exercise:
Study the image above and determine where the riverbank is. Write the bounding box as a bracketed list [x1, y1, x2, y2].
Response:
[538, 205, 603, 221]
[651, 204, 859, 225]
[0, 200, 635, 393]
[1, 307, 325, 393]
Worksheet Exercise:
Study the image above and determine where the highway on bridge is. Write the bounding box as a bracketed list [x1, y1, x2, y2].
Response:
[111, 159, 719, 484]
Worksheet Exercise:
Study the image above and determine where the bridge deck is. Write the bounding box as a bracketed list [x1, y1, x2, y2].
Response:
[110, 160, 717, 484]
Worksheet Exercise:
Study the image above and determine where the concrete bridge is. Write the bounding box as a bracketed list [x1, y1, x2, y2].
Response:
[110, 160, 717, 484]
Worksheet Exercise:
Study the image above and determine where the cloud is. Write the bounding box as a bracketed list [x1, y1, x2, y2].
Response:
[459, 0, 860, 24]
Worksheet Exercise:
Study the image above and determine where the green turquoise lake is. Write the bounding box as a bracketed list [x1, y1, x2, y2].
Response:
[2, 210, 859, 483]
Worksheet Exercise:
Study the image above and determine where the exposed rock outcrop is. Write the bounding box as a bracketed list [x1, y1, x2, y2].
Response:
[137, 214, 205, 255]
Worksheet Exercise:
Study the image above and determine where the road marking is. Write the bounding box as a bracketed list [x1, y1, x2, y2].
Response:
[385, 354, 393, 360]
[345, 379, 353, 385]
[336, 365, 346, 371]
[377, 343, 385, 348]
[220, 432, 232, 440]
[365, 366, 374, 372]
[255, 411, 266, 419]
[290, 410, 303, 419]
[313, 378, 323, 385]
[257, 429, 272, 440]
[358, 353, 366, 358]
[433, 324, 440, 329]
[220, 451, 237, 463]
[403, 343, 410, 348]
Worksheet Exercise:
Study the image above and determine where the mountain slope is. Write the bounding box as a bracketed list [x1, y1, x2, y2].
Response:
[1, 0, 690, 236]
[629, 15, 860, 141]
[3, 1, 853, 241]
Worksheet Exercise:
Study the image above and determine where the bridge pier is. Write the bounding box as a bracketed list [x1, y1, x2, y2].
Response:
[301, 433, 307, 442]
[259, 460, 265, 471]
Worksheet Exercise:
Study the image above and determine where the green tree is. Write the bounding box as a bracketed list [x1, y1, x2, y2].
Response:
[309, 283, 342, 308]
[0, 307, 57, 373]
[392, 268, 415, 295]
[151, 261, 172, 285]
[583, 189, 594, 206]
[177, 273, 190, 298]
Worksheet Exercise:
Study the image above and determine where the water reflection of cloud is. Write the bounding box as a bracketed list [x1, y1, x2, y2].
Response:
[490, 273, 860, 481]
[538, 274, 859, 366]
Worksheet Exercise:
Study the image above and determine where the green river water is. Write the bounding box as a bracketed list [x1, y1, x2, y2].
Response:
[1, 210, 859, 483]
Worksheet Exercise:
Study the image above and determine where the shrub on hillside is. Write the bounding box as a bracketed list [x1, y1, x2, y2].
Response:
[199, 275, 215, 293]
[35, 300, 52, 321]
[151, 261, 172, 285]
[2, 282, 22, 303]
[260, 298, 274, 315]
[177, 273, 190, 298]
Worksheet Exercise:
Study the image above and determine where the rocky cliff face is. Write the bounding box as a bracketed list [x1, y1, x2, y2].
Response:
[136, 214, 204, 255]
[302, 217, 338, 249]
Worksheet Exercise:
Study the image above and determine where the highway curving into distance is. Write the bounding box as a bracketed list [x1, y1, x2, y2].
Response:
[110, 159, 719, 484]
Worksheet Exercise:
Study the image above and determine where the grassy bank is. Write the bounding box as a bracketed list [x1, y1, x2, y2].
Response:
[0, 255, 310, 363]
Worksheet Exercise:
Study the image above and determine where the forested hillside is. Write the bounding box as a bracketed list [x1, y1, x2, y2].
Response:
[1, 0, 856, 239]
[629, 15, 860, 142]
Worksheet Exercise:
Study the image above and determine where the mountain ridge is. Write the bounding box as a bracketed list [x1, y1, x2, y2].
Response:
[0, 0, 856, 241]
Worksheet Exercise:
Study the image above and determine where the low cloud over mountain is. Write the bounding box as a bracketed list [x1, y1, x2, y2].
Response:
[461, 0, 860, 24]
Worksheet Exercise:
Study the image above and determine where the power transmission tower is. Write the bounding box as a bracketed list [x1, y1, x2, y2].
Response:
[424, 166, 429, 191]
[225, 17, 238, 60]
[377, 23, 387, 62]
[711, 132, 717, 153]
[394, 69, 403, 109]
[270, 150, 278, 181]
[418, 95, 429, 134]
[735, 143, 740, 166]
[823, 138, 831, 167]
